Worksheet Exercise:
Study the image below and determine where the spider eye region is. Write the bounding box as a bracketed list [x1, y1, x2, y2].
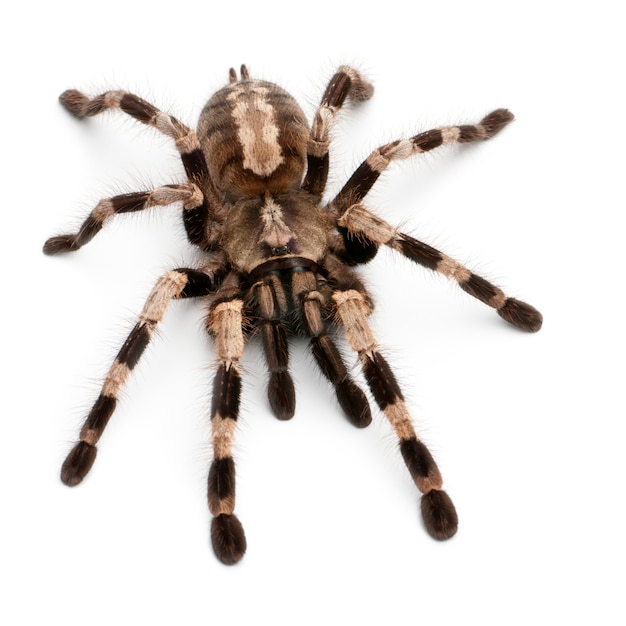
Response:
[271, 245, 291, 256]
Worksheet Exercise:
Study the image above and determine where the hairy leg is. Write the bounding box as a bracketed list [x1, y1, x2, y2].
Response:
[329, 109, 514, 263]
[338, 203, 542, 332]
[253, 274, 295, 420]
[328, 278, 457, 540]
[291, 270, 371, 427]
[303, 66, 373, 196]
[60, 267, 218, 485]
[206, 274, 247, 564]
[43, 184, 202, 254]
[332, 108, 514, 212]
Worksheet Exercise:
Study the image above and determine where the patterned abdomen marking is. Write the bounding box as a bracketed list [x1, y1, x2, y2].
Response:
[198, 80, 310, 199]
[229, 85, 284, 177]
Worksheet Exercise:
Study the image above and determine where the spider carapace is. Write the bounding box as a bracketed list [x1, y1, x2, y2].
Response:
[44, 65, 542, 564]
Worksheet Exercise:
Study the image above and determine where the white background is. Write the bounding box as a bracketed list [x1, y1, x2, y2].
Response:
[2, 1, 624, 624]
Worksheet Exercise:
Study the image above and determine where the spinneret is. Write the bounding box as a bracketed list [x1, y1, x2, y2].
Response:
[45, 64, 541, 563]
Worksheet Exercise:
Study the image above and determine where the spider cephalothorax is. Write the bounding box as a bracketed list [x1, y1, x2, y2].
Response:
[44, 65, 542, 564]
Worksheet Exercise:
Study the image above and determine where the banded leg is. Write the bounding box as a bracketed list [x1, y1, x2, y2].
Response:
[60, 267, 218, 486]
[332, 108, 514, 212]
[43, 184, 202, 255]
[332, 287, 458, 540]
[329, 109, 514, 263]
[58, 88, 221, 248]
[303, 66, 374, 196]
[253, 275, 295, 420]
[338, 203, 542, 332]
[291, 270, 371, 427]
[206, 281, 247, 564]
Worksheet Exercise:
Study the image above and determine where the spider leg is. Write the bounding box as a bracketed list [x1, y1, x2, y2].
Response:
[332, 108, 514, 212]
[339, 204, 542, 332]
[206, 275, 247, 564]
[60, 266, 220, 486]
[252, 275, 296, 420]
[58, 88, 222, 249]
[291, 270, 371, 428]
[329, 109, 514, 263]
[327, 273, 458, 540]
[43, 184, 203, 255]
[303, 66, 373, 196]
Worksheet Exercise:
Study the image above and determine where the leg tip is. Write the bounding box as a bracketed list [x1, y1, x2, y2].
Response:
[338, 65, 374, 102]
[269, 371, 296, 420]
[43, 235, 78, 255]
[421, 489, 458, 540]
[336, 380, 372, 428]
[211, 514, 247, 565]
[60, 441, 97, 486]
[59, 89, 88, 118]
[481, 108, 515, 137]
[349, 78, 374, 102]
[497, 298, 543, 332]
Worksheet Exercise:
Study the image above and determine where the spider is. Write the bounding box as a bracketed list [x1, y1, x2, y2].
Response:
[44, 64, 542, 564]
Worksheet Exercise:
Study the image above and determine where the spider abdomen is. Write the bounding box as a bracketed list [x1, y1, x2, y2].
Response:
[197, 80, 310, 200]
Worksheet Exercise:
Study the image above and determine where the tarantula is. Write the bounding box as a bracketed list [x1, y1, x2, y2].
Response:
[44, 64, 542, 564]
